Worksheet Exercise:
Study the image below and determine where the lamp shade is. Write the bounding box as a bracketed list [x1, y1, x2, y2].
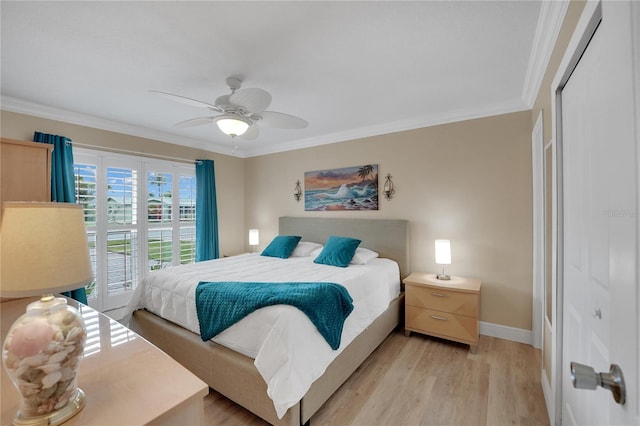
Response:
[435, 239, 451, 265]
[1, 202, 93, 298]
[216, 115, 250, 137]
[249, 229, 260, 246]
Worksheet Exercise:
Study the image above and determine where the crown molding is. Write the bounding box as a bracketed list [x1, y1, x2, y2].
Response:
[2, 95, 528, 159]
[242, 98, 529, 157]
[0, 96, 236, 156]
[522, 0, 570, 107]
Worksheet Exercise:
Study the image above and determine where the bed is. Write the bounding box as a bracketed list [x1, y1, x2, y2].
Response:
[126, 217, 409, 426]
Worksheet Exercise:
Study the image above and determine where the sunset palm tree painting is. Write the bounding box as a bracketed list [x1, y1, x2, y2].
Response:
[304, 164, 379, 211]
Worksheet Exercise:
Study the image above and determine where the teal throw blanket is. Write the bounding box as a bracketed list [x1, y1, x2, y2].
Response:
[195, 281, 354, 350]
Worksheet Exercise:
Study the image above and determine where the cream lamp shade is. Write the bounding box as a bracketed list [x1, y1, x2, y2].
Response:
[249, 229, 260, 246]
[1, 202, 93, 297]
[435, 239, 451, 265]
[435, 239, 451, 280]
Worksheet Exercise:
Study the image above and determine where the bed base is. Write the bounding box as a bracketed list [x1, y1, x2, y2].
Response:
[130, 293, 404, 426]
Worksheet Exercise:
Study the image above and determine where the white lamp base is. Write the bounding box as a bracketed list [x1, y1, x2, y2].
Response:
[436, 274, 451, 280]
[14, 389, 85, 426]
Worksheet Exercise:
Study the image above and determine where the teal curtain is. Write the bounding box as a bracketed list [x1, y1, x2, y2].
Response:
[33, 132, 76, 203]
[33, 132, 88, 304]
[195, 159, 220, 261]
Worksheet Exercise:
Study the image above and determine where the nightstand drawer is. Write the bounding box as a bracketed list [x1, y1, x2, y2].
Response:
[405, 306, 478, 344]
[406, 285, 478, 317]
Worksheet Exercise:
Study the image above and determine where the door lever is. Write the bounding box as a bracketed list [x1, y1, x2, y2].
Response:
[570, 362, 626, 405]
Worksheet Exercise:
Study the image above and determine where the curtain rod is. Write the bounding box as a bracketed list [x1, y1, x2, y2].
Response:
[67, 141, 203, 165]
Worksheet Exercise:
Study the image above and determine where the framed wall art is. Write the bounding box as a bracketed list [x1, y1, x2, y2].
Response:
[304, 164, 379, 211]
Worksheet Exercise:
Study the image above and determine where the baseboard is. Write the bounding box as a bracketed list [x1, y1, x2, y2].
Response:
[480, 321, 533, 345]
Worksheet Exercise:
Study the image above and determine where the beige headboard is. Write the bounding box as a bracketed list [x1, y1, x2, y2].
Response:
[279, 217, 409, 278]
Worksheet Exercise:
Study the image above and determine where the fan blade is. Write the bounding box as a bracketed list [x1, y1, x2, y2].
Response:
[260, 111, 308, 129]
[174, 117, 215, 128]
[150, 90, 222, 112]
[240, 124, 259, 140]
[230, 88, 272, 113]
[215, 94, 231, 108]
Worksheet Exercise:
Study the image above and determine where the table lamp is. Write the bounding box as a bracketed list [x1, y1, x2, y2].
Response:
[1, 202, 93, 426]
[435, 239, 451, 280]
[249, 229, 260, 252]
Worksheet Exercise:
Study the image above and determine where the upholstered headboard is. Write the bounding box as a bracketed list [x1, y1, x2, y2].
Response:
[279, 217, 409, 278]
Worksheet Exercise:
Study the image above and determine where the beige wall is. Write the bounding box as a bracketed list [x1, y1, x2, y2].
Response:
[1, 104, 533, 332]
[0, 110, 247, 256]
[0, 97, 540, 333]
[246, 111, 533, 330]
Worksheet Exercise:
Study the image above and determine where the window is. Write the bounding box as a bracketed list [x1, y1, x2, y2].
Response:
[106, 167, 138, 295]
[178, 174, 197, 264]
[74, 163, 98, 299]
[74, 149, 196, 313]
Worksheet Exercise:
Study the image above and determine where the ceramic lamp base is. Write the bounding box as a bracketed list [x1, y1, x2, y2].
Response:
[14, 389, 85, 426]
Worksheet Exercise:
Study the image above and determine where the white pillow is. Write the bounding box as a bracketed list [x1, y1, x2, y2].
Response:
[350, 247, 379, 265]
[309, 247, 324, 259]
[291, 241, 324, 257]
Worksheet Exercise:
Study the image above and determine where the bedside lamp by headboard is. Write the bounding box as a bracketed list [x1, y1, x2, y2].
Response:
[435, 239, 451, 280]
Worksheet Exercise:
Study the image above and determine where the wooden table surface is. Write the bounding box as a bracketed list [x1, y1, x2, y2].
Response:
[1, 297, 208, 426]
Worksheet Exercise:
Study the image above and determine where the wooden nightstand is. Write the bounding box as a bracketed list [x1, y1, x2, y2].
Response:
[403, 272, 481, 353]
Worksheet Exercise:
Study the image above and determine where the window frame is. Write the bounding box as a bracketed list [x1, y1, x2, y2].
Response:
[73, 148, 196, 313]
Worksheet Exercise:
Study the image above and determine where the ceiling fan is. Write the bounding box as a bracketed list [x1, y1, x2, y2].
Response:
[151, 77, 308, 139]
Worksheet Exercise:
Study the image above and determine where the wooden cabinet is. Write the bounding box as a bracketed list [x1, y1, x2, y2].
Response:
[0, 138, 53, 301]
[1, 138, 52, 207]
[403, 272, 481, 353]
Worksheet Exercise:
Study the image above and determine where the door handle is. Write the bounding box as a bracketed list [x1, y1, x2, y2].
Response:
[570, 362, 626, 405]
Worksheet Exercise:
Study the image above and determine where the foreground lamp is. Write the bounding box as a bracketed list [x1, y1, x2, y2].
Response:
[215, 115, 250, 137]
[1, 202, 93, 425]
[249, 229, 260, 252]
[435, 239, 451, 280]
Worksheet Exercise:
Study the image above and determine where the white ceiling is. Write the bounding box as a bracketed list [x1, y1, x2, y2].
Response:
[1, 1, 555, 158]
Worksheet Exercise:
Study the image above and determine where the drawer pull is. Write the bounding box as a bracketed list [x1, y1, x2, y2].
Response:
[431, 315, 448, 321]
[430, 292, 448, 297]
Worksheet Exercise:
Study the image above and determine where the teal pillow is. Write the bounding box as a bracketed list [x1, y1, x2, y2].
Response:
[261, 235, 302, 259]
[314, 236, 361, 267]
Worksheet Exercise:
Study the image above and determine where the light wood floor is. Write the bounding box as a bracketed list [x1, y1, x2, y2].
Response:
[203, 331, 549, 426]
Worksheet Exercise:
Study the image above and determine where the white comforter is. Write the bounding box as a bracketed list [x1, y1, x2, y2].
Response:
[124, 253, 400, 418]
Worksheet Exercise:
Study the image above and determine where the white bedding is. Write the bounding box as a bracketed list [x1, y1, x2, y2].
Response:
[124, 253, 400, 418]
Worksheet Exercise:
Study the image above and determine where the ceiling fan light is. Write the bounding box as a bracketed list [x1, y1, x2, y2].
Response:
[216, 116, 250, 137]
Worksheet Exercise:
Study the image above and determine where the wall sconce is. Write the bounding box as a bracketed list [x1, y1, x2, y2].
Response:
[249, 229, 260, 252]
[294, 180, 302, 202]
[383, 174, 395, 200]
[435, 239, 451, 280]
